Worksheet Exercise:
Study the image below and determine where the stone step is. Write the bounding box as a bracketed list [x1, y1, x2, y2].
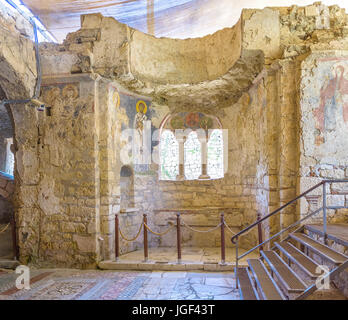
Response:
[99, 260, 236, 271]
[0, 259, 19, 269]
[305, 224, 348, 247]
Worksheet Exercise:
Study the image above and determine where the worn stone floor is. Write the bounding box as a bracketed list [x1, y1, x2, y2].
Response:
[0, 268, 346, 300]
[0, 269, 239, 300]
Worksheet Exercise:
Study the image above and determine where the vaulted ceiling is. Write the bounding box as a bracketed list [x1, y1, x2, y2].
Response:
[20, 0, 348, 42]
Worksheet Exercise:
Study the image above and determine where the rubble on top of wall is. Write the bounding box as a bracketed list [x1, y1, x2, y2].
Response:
[0, 5, 36, 99]
[279, 3, 348, 57]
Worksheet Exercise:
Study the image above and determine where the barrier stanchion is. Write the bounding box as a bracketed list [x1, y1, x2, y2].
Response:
[143, 213, 148, 262]
[176, 213, 182, 264]
[257, 213, 263, 252]
[115, 214, 120, 261]
[220, 212, 226, 265]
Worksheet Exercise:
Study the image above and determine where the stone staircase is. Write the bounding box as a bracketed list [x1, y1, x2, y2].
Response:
[237, 226, 348, 300]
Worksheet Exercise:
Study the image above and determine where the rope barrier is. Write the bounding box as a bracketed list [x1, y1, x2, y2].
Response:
[236, 224, 256, 238]
[223, 221, 237, 235]
[181, 219, 222, 233]
[117, 214, 256, 242]
[0, 223, 10, 234]
[144, 223, 175, 236]
[119, 222, 144, 242]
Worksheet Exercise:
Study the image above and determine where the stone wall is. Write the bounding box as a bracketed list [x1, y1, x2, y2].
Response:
[299, 51, 348, 223]
[112, 59, 300, 252]
[0, 3, 348, 268]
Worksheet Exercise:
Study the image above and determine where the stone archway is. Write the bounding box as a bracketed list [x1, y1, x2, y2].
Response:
[0, 14, 37, 262]
[0, 86, 15, 260]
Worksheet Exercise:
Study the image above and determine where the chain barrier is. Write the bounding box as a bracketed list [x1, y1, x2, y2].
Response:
[181, 219, 222, 233]
[144, 223, 175, 236]
[223, 221, 237, 235]
[117, 214, 252, 241]
[0, 223, 10, 234]
[234, 224, 256, 238]
[119, 222, 144, 242]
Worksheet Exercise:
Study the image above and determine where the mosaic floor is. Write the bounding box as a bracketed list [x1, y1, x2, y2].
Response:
[0, 269, 239, 300]
[0, 268, 345, 300]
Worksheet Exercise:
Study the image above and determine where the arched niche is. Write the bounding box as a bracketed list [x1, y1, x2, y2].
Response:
[0, 27, 37, 262]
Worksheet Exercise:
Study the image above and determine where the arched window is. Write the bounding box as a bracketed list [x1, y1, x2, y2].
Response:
[207, 130, 224, 179]
[184, 131, 201, 180]
[160, 130, 179, 180]
[159, 112, 224, 181]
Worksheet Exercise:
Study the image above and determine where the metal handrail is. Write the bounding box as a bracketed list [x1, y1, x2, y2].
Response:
[231, 179, 348, 243]
[231, 181, 323, 243]
[237, 207, 323, 260]
[233, 179, 348, 289]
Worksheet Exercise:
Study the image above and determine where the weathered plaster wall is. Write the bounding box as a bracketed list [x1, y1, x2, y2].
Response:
[300, 51, 348, 223]
[130, 19, 242, 84]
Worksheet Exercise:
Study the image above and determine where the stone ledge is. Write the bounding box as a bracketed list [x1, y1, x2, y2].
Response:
[0, 259, 19, 269]
[98, 260, 244, 271]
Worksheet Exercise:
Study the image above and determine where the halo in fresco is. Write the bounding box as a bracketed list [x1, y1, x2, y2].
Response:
[136, 100, 147, 114]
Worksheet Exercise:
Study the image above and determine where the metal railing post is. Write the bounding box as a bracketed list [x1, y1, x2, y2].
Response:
[235, 237, 239, 289]
[323, 182, 327, 245]
[143, 213, 148, 262]
[176, 213, 182, 264]
[220, 212, 226, 265]
[115, 213, 120, 261]
[257, 212, 263, 252]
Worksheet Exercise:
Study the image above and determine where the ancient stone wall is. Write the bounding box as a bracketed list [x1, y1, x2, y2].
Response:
[299, 51, 348, 223]
[1, 3, 348, 268]
[112, 63, 298, 252]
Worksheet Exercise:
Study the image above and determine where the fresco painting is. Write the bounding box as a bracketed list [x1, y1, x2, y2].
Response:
[109, 85, 157, 174]
[313, 58, 348, 145]
[167, 112, 217, 130]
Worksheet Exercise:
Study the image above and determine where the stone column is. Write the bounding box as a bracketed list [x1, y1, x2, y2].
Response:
[176, 134, 186, 181]
[199, 130, 210, 180]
